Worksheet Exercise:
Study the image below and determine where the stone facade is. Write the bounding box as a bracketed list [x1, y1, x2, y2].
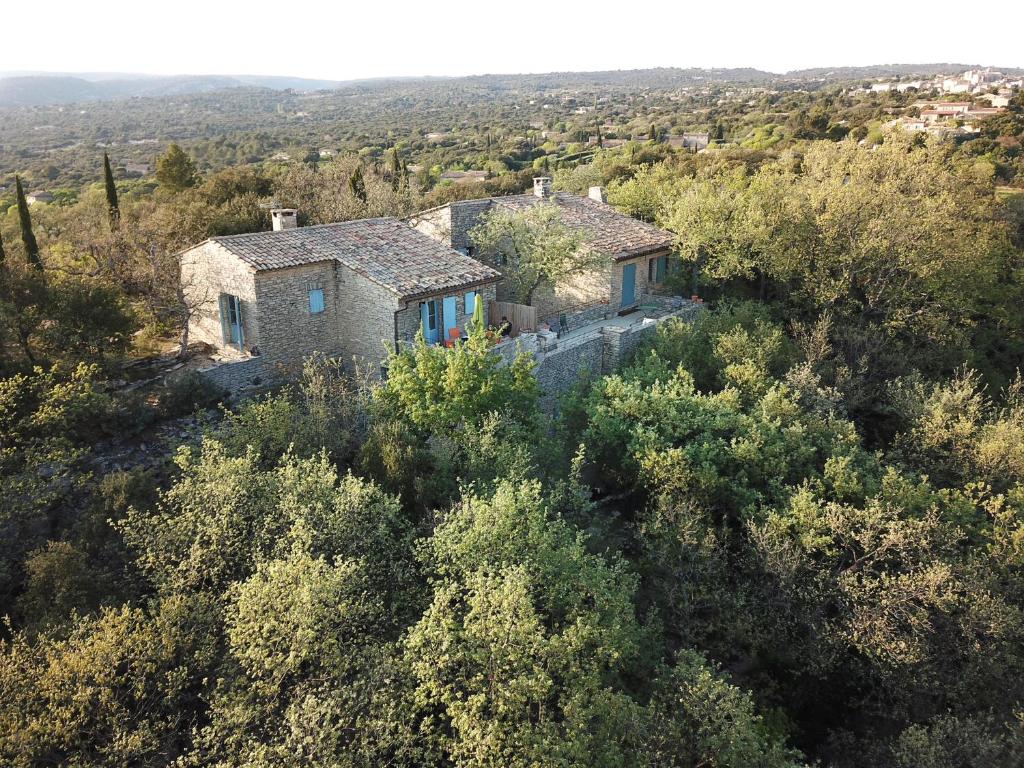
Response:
[409, 196, 676, 320]
[528, 301, 704, 410]
[182, 242, 261, 359]
[195, 356, 269, 392]
[183, 242, 500, 387]
[181, 220, 501, 388]
[254, 262, 346, 377]
[394, 283, 498, 351]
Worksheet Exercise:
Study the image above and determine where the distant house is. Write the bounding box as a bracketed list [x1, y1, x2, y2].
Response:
[408, 178, 677, 320]
[179, 210, 500, 381]
[270, 152, 291, 162]
[439, 170, 488, 185]
[26, 191, 54, 205]
[916, 101, 1005, 126]
[667, 132, 710, 151]
[124, 162, 150, 177]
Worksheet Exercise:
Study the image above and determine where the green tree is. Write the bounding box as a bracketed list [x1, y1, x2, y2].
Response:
[374, 320, 538, 438]
[14, 177, 41, 270]
[405, 479, 647, 766]
[102, 153, 119, 230]
[389, 148, 401, 191]
[40, 276, 137, 365]
[642, 653, 803, 768]
[155, 143, 199, 192]
[349, 164, 367, 205]
[0, 596, 219, 767]
[469, 203, 598, 305]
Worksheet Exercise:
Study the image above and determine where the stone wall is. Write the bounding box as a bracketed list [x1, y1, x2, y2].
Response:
[540, 302, 612, 330]
[333, 264, 402, 374]
[493, 332, 539, 365]
[407, 205, 454, 248]
[408, 200, 494, 253]
[534, 332, 605, 409]
[196, 356, 271, 392]
[528, 262, 612, 319]
[181, 242, 260, 357]
[530, 302, 702, 410]
[253, 261, 346, 377]
[450, 200, 493, 251]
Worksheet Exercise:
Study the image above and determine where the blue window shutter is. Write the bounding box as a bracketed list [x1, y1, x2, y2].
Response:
[465, 291, 476, 315]
[219, 294, 231, 344]
[308, 288, 325, 314]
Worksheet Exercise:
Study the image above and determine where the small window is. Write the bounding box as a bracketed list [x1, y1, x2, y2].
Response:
[649, 256, 668, 283]
[465, 291, 476, 315]
[423, 299, 438, 331]
[308, 288, 325, 314]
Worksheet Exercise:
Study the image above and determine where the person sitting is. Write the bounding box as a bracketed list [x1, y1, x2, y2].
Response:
[500, 316, 512, 338]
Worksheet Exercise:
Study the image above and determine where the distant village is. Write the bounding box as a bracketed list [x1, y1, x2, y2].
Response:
[8, 67, 1021, 205]
[866, 68, 1021, 138]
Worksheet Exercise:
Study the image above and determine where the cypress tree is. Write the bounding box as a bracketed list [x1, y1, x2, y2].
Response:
[348, 165, 367, 205]
[390, 149, 401, 192]
[103, 153, 120, 230]
[15, 176, 41, 270]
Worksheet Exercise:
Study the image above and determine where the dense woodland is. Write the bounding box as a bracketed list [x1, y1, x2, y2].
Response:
[2, 71, 1024, 767]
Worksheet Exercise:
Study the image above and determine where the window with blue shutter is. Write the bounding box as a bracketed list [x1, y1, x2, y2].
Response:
[219, 293, 244, 349]
[308, 288, 325, 314]
[465, 291, 476, 315]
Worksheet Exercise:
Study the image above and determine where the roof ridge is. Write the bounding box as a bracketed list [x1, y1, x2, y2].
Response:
[211, 216, 402, 242]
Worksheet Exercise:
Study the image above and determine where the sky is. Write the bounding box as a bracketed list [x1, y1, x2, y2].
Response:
[5, 0, 1024, 80]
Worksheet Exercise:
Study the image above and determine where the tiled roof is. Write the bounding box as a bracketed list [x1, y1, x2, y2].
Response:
[209, 218, 501, 299]
[460, 192, 674, 260]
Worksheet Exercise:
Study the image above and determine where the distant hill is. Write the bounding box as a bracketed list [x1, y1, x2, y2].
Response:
[785, 63, 1024, 79]
[0, 73, 344, 107]
[3, 64, 1024, 107]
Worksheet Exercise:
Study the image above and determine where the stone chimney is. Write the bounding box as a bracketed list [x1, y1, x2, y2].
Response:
[588, 186, 607, 203]
[533, 176, 553, 198]
[270, 208, 298, 231]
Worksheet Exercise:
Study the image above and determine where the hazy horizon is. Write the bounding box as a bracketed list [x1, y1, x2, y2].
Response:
[6, 0, 1024, 82]
[3, 61, 1022, 87]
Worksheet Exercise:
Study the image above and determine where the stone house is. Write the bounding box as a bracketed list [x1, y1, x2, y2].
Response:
[407, 177, 677, 321]
[26, 190, 54, 205]
[179, 209, 500, 386]
[439, 170, 488, 185]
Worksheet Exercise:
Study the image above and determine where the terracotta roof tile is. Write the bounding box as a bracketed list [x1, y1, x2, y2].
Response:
[210, 218, 501, 299]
